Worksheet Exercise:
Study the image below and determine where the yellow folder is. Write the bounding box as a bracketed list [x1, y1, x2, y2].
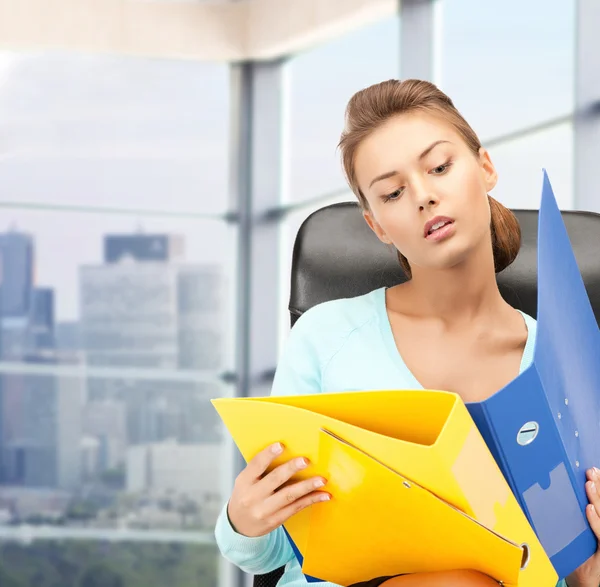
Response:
[212, 390, 558, 586]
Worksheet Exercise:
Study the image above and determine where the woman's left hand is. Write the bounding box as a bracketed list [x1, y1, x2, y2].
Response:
[565, 468, 600, 587]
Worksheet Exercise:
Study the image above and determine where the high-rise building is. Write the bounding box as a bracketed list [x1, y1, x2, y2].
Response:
[82, 399, 127, 473]
[126, 439, 221, 518]
[55, 321, 80, 352]
[0, 316, 29, 360]
[0, 232, 71, 489]
[29, 287, 55, 350]
[79, 234, 224, 450]
[104, 234, 184, 264]
[177, 266, 223, 370]
[1, 352, 82, 490]
[0, 285, 54, 358]
[0, 231, 34, 319]
[0, 230, 35, 484]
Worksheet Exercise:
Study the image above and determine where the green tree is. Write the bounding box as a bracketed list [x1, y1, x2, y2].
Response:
[0, 566, 26, 587]
[0, 541, 218, 587]
[78, 564, 124, 587]
[66, 500, 99, 522]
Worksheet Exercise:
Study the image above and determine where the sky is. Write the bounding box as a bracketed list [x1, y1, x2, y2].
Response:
[0, 0, 579, 323]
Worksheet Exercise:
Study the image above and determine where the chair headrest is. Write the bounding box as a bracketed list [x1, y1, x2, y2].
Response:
[289, 202, 600, 326]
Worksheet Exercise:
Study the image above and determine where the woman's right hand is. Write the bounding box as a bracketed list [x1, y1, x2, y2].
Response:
[227, 442, 331, 537]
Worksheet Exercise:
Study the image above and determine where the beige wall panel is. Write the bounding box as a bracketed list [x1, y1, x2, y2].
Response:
[0, 0, 397, 61]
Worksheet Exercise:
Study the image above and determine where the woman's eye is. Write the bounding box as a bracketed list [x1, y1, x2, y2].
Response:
[431, 161, 452, 175]
[382, 188, 403, 203]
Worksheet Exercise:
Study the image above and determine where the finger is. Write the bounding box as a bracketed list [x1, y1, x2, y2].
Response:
[585, 479, 600, 539]
[242, 442, 285, 482]
[268, 490, 331, 529]
[587, 468, 600, 503]
[266, 475, 328, 511]
[585, 500, 600, 539]
[260, 456, 310, 494]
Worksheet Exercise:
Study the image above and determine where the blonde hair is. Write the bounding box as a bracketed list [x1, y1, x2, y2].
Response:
[338, 79, 521, 277]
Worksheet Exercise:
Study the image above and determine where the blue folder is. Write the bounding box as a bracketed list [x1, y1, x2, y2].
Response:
[468, 170, 599, 578]
[286, 170, 598, 581]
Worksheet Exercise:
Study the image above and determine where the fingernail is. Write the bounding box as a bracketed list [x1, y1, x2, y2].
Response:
[319, 494, 331, 501]
[271, 443, 283, 455]
[296, 457, 308, 469]
[314, 478, 326, 488]
[590, 481, 596, 491]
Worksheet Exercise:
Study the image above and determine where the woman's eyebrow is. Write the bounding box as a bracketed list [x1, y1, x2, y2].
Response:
[418, 139, 452, 161]
[368, 140, 452, 189]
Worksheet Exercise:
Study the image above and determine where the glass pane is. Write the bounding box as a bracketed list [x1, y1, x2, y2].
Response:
[488, 123, 573, 210]
[0, 207, 235, 585]
[440, 0, 575, 140]
[0, 52, 229, 215]
[0, 207, 235, 374]
[286, 16, 400, 204]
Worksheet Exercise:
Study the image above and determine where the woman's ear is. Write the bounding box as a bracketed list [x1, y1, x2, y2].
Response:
[479, 147, 498, 192]
[363, 210, 392, 245]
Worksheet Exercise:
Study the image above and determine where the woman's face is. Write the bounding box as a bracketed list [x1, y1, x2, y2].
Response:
[354, 112, 498, 274]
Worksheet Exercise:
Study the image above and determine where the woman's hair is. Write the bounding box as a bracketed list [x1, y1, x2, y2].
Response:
[338, 79, 521, 278]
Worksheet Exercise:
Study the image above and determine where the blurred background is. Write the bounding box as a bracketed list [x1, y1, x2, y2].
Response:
[0, 0, 597, 586]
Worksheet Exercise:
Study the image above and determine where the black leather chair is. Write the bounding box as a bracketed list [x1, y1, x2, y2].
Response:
[253, 201, 600, 587]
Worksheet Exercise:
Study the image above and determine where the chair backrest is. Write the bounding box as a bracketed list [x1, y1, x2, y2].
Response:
[253, 201, 600, 587]
[289, 202, 600, 326]
[253, 568, 285, 587]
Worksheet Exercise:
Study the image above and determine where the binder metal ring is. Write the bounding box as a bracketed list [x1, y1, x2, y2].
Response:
[517, 421, 539, 446]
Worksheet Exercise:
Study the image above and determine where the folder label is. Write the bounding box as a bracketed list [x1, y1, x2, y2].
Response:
[522, 462, 588, 557]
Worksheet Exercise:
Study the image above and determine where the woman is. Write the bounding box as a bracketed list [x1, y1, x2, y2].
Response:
[215, 79, 600, 587]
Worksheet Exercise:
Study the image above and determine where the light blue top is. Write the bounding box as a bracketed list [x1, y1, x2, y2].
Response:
[215, 287, 567, 587]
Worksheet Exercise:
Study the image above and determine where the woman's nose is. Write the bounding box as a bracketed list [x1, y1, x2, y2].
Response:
[413, 181, 439, 210]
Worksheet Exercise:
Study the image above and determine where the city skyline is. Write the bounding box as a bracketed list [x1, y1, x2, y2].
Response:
[0, 223, 227, 369]
[0, 225, 226, 534]
[0, 215, 232, 323]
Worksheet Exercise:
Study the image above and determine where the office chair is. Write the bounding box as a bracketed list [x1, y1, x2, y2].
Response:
[253, 201, 600, 587]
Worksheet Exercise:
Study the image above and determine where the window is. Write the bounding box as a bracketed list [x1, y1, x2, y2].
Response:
[285, 15, 400, 205]
[439, 0, 575, 141]
[488, 123, 574, 210]
[0, 53, 229, 214]
[0, 52, 232, 586]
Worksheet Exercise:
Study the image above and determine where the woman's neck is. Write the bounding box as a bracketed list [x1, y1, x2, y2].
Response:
[391, 243, 510, 326]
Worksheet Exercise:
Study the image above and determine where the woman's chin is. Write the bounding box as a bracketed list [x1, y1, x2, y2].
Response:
[413, 253, 471, 275]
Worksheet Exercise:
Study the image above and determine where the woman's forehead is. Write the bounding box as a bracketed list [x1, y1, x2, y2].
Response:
[354, 114, 462, 184]
[361, 113, 460, 155]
